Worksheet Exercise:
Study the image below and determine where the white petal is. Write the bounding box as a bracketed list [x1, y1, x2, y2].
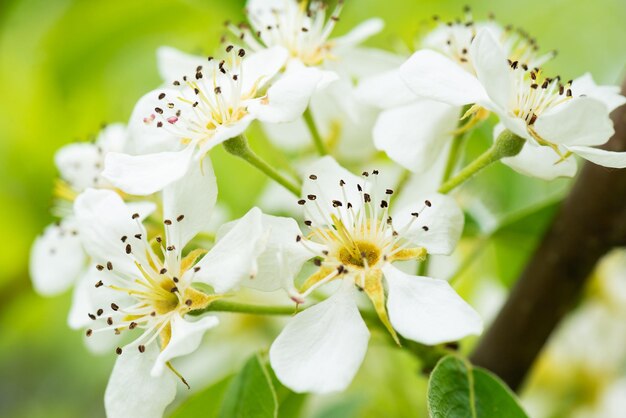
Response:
[241, 46, 289, 93]
[193, 207, 265, 293]
[470, 28, 512, 110]
[54, 143, 103, 192]
[105, 343, 178, 418]
[503, 144, 578, 179]
[393, 193, 464, 255]
[383, 264, 483, 345]
[156, 46, 206, 84]
[269, 284, 369, 393]
[494, 123, 578, 180]
[126, 88, 181, 155]
[126, 201, 157, 221]
[74, 189, 145, 279]
[301, 156, 365, 225]
[569, 146, 626, 169]
[243, 214, 312, 292]
[248, 64, 322, 123]
[333, 18, 384, 49]
[534, 96, 615, 147]
[245, 0, 289, 29]
[152, 314, 219, 376]
[162, 156, 217, 250]
[399, 50, 487, 106]
[333, 47, 405, 80]
[30, 220, 86, 296]
[95, 123, 128, 153]
[572, 73, 626, 112]
[199, 115, 255, 155]
[355, 69, 418, 109]
[102, 146, 194, 195]
[373, 101, 459, 173]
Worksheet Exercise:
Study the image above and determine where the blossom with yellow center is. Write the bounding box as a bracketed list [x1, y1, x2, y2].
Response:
[73, 159, 267, 418]
[400, 29, 626, 180]
[257, 157, 482, 394]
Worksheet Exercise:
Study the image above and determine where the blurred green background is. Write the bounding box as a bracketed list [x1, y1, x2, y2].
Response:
[1, 0, 625, 417]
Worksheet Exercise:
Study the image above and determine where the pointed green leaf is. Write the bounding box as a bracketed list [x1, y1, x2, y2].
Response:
[170, 375, 233, 418]
[218, 353, 278, 418]
[428, 355, 528, 418]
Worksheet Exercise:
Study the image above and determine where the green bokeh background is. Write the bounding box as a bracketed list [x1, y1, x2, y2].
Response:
[0, 0, 624, 417]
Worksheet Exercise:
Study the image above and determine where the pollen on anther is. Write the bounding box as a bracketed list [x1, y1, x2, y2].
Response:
[425, 200, 432, 207]
[96, 264, 104, 271]
[160, 268, 167, 274]
[177, 215, 185, 222]
[132, 213, 140, 219]
[111, 303, 119, 311]
[125, 244, 132, 254]
[116, 347, 122, 355]
[164, 219, 172, 225]
[138, 345, 146, 353]
[86, 329, 93, 337]
[106, 261, 113, 271]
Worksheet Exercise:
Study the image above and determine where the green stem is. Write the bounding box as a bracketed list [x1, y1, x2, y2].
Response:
[196, 300, 301, 316]
[223, 135, 302, 196]
[303, 108, 328, 156]
[438, 130, 525, 194]
[442, 130, 469, 183]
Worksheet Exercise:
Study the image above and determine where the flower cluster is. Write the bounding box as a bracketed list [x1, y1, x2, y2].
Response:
[30, 2, 625, 417]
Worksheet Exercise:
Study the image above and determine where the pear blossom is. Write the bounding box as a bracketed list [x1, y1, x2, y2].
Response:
[357, 9, 557, 173]
[102, 45, 301, 195]
[74, 160, 267, 418]
[226, 0, 401, 155]
[258, 157, 481, 393]
[400, 28, 626, 179]
[30, 124, 153, 297]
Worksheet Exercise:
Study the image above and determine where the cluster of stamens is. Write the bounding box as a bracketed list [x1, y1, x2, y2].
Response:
[143, 45, 252, 152]
[294, 170, 432, 296]
[84, 212, 206, 357]
[429, 7, 554, 72]
[509, 62, 573, 127]
[226, 0, 344, 66]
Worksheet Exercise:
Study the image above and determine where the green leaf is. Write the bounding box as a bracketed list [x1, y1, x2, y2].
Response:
[218, 353, 278, 418]
[427, 355, 528, 418]
[170, 375, 233, 418]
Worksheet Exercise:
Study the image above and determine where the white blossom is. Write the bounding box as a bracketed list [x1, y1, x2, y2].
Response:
[252, 157, 482, 393]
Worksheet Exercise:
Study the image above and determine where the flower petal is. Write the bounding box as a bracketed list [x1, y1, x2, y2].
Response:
[30, 220, 86, 296]
[534, 96, 615, 147]
[301, 156, 365, 225]
[74, 189, 145, 279]
[493, 123, 578, 180]
[152, 313, 219, 376]
[242, 214, 312, 292]
[333, 18, 384, 49]
[95, 123, 128, 152]
[470, 28, 512, 110]
[241, 46, 289, 93]
[572, 73, 626, 112]
[105, 343, 178, 418]
[383, 264, 483, 345]
[568, 146, 626, 169]
[269, 283, 369, 393]
[373, 101, 459, 173]
[193, 207, 265, 293]
[102, 146, 194, 195]
[156, 46, 206, 84]
[392, 193, 464, 255]
[162, 156, 217, 250]
[54, 143, 103, 192]
[356, 69, 418, 109]
[126, 88, 181, 155]
[399, 50, 487, 106]
[248, 64, 323, 123]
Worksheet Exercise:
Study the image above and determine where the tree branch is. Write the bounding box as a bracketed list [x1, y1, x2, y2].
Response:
[470, 78, 626, 391]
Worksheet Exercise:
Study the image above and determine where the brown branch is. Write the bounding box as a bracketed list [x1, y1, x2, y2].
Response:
[470, 78, 626, 391]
